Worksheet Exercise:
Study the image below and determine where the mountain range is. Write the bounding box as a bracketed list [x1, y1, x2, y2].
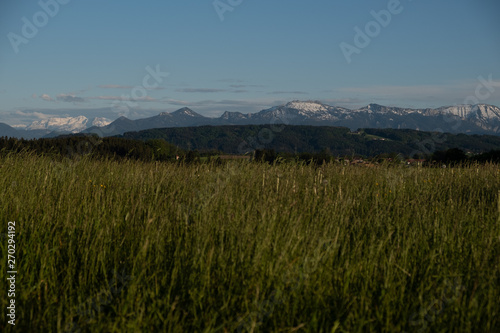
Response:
[2, 101, 500, 139]
[84, 101, 500, 137]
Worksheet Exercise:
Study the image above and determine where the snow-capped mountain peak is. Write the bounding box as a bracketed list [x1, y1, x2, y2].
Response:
[436, 105, 475, 118]
[472, 104, 500, 120]
[436, 104, 500, 121]
[285, 101, 329, 113]
[26, 116, 111, 133]
[92, 117, 112, 127]
[169, 107, 203, 118]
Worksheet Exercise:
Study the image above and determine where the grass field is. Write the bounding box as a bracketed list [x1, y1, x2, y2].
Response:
[1, 153, 499, 332]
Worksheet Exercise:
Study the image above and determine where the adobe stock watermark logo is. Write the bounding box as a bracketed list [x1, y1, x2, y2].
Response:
[340, 0, 411, 64]
[213, 0, 243, 22]
[7, 0, 71, 54]
[111, 65, 169, 119]
[237, 114, 290, 154]
[403, 278, 465, 333]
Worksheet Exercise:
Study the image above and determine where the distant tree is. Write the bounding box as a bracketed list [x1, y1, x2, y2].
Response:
[146, 139, 179, 161]
[314, 148, 332, 165]
[431, 148, 468, 164]
[472, 150, 500, 163]
[254, 149, 277, 164]
[298, 152, 314, 164]
[184, 150, 200, 164]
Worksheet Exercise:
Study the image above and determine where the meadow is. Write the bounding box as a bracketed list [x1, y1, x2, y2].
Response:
[1, 152, 499, 332]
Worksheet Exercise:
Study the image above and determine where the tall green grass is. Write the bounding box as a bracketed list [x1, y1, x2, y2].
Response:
[1, 153, 499, 332]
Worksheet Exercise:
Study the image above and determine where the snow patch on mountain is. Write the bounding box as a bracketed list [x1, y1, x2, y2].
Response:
[436, 105, 474, 118]
[181, 109, 198, 117]
[286, 101, 329, 113]
[469, 104, 500, 121]
[173, 107, 203, 117]
[269, 101, 339, 121]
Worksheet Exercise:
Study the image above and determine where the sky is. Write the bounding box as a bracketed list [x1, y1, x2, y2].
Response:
[0, 0, 499, 127]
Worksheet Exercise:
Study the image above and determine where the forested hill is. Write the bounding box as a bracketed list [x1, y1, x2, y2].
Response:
[120, 125, 500, 157]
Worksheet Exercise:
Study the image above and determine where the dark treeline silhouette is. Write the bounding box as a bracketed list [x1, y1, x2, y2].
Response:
[0, 135, 183, 162]
[120, 125, 500, 156]
[1, 135, 500, 166]
[429, 148, 500, 165]
[253, 148, 500, 166]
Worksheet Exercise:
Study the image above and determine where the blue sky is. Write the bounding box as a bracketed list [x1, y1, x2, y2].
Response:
[0, 0, 499, 126]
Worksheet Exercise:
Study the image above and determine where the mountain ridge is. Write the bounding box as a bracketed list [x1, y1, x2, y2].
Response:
[26, 116, 112, 133]
[84, 101, 500, 137]
[2, 101, 500, 139]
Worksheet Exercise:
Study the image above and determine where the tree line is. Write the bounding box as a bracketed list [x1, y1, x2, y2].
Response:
[1, 135, 500, 166]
